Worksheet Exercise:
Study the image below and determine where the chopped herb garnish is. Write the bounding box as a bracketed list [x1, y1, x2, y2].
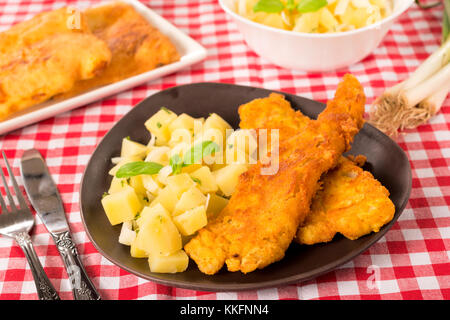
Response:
[156, 122, 162, 128]
[191, 177, 202, 185]
[126, 177, 131, 185]
[161, 107, 172, 114]
[125, 136, 130, 140]
[102, 192, 109, 199]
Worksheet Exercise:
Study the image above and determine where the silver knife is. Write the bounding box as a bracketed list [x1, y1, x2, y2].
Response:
[20, 149, 101, 300]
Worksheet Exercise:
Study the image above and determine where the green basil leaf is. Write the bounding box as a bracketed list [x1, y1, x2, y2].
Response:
[170, 154, 184, 175]
[116, 161, 163, 178]
[253, 0, 285, 13]
[297, 0, 327, 13]
[183, 141, 220, 166]
[286, 0, 296, 11]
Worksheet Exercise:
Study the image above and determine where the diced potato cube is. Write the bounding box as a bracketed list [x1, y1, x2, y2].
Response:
[226, 129, 258, 156]
[173, 186, 207, 216]
[145, 146, 170, 165]
[252, 12, 287, 30]
[108, 176, 126, 194]
[319, 7, 339, 31]
[151, 185, 179, 213]
[130, 238, 148, 258]
[121, 138, 149, 159]
[168, 142, 191, 160]
[108, 175, 146, 195]
[144, 108, 177, 146]
[173, 205, 207, 236]
[118, 221, 136, 246]
[168, 129, 193, 148]
[108, 155, 142, 176]
[141, 175, 162, 195]
[134, 206, 182, 255]
[168, 113, 196, 133]
[157, 165, 173, 185]
[168, 114, 196, 146]
[166, 173, 195, 198]
[203, 113, 232, 143]
[206, 193, 229, 218]
[190, 166, 218, 194]
[293, 12, 320, 33]
[130, 175, 146, 195]
[148, 249, 189, 273]
[136, 203, 169, 228]
[181, 163, 203, 174]
[101, 186, 143, 225]
[213, 164, 248, 196]
[340, 5, 368, 28]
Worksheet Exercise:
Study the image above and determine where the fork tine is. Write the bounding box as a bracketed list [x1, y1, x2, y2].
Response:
[2, 152, 27, 210]
[0, 185, 7, 213]
[0, 166, 16, 211]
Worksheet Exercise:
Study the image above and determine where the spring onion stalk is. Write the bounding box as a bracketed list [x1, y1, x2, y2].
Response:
[369, 2, 450, 137]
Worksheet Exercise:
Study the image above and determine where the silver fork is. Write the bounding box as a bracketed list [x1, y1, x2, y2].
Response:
[0, 152, 60, 300]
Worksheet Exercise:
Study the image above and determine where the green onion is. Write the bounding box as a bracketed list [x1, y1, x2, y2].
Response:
[370, 1, 450, 138]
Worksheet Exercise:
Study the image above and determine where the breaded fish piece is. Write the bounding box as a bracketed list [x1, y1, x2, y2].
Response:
[239, 86, 395, 245]
[0, 33, 111, 120]
[58, 2, 181, 98]
[0, 7, 90, 56]
[184, 74, 365, 274]
[296, 156, 395, 244]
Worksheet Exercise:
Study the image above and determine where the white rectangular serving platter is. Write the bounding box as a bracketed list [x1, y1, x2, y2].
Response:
[0, 0, 207, 135]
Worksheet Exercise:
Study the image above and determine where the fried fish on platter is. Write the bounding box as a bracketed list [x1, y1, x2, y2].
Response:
[0, 32, 111, 120]
[57, 2, 181, 98]
[0, 7, 90, 56]
[184, 74, 365, 275]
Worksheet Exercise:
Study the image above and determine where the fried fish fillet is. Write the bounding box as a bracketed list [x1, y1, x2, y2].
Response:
[58, 2, 181, 98]
[184, 74, 365, 274]
[296, 156, 395, 244]
[239, 86, 395, 245]
[0, 32, 111, 120]
[0, 7, 90, 56]
[0, 2, 180, 120]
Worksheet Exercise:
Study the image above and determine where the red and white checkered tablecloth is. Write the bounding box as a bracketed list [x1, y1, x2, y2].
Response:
[0, 0, 449, 300]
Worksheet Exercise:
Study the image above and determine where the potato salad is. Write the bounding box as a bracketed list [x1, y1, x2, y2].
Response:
[101, 108, 258, 273]
[235, 0, 392, 33]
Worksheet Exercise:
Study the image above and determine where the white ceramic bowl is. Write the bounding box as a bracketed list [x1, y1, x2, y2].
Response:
[219, 0, 414, 72]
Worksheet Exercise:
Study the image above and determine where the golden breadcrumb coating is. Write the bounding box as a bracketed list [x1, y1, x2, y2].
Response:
[184, 74, 365, 274]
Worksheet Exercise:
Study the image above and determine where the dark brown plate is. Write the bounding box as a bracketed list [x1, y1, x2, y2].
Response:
[80, 83, 411, 292]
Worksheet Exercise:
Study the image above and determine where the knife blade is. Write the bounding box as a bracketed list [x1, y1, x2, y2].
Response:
[20, 149, 101, 300]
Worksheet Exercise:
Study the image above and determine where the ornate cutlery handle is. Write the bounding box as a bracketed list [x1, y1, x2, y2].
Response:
[15, 232, 60, 300]
[52, 231, 101, 300]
